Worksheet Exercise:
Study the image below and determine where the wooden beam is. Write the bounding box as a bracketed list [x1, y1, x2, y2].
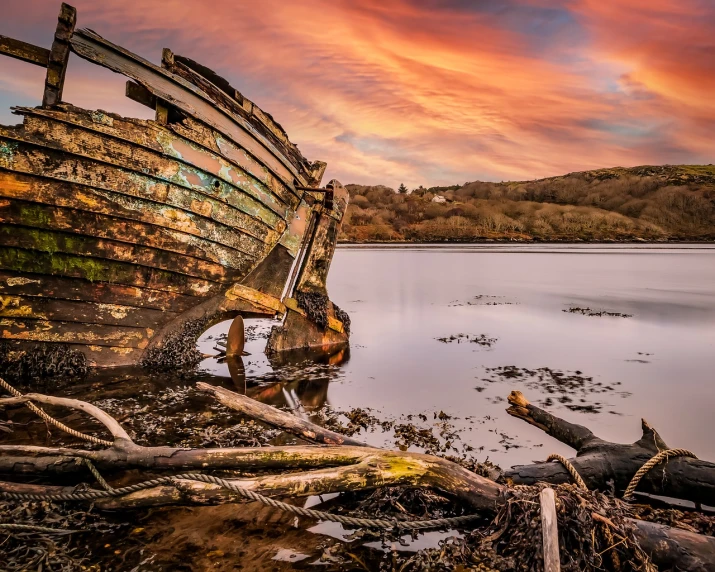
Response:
[70, 29, 303, 187]
[125, 80, 156, 109]
[540, 488, 561, 572]
[0, 35, 50, 67]
[43, 2, 77, 108]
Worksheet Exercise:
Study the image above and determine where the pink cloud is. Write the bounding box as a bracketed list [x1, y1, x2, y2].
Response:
[0, 0, 712, 188]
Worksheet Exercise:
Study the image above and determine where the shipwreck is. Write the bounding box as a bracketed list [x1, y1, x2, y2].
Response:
[0, 3, 350, 371]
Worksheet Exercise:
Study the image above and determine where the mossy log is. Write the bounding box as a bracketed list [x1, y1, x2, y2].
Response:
[505, 391, 715, 506]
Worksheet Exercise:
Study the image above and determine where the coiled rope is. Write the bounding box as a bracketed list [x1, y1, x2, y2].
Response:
[546, 454, 587, 490]
[622, 448, 696, 500]
[0, 472, 482, 531]
[0, 377, 113, 447]
[546, 448, 696, 570]
[0, 523, 80, 534]
[546, 448, 698, 499]
[0, 378, 484, 532]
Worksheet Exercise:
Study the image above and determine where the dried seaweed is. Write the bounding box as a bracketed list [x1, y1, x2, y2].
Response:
[0, 499, 126, 572]
[296, 290, 330, 329]
[0, 342, 87, 388]
[437, 334, 497, 347]
[140, 317, 210, 371]
[563, 306, 633, 318]
[481, 366, 629, 413]
[332, 302, 351, 336]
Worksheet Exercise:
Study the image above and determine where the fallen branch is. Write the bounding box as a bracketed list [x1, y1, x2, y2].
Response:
[505, 391, 715, 506]
[3, 385, 715, 570]
[196, 382, 367, 447]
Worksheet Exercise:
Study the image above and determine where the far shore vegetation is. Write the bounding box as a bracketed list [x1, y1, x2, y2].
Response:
[340, 165, 715, 242]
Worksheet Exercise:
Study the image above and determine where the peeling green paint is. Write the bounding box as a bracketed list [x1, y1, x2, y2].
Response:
[0, 140, 18, 164]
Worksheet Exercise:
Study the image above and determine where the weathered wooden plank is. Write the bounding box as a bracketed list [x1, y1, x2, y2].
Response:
[0, 225, 235, 284]
[125, 80, 156, 109]
[0, 247, 220, 298]
[42, 3, 76, 107]
[0, 294, 172, 329]
[279, 200, 313, 257]
[70, 29, 307, 188]
[0, 317, 151, 349]
[15, 115, 290, 226]
[224, 283, 285, 314]
[0, 35, 50, 67]
[540, 488, 561, 572]
[240, 243, 296, 299]
[170, 53, 252, 111]
[0, 170, 267, 263]
[0, 195, 255, 272]
[14, 105, 299, 210]
[0, 137, 280, 247]
[165, 54, 307, 176]
[0, 271, 194, 313]
[169, 116, 300, 209]
[168, 53, 327, 189]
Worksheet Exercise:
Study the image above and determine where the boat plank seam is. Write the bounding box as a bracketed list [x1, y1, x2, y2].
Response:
[14, 105, 299, 212]
[0, 169, 272, 259]
[0, 198, 257, 273]
[0, 122, 287, 230]
[0, 224, 241, 284]
[0, 144, 279, 246]
[70, 29, 306, 188]
[0, 246, 220, 298]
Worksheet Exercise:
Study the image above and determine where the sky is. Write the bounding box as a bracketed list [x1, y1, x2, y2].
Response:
[0, 0, 713, 189]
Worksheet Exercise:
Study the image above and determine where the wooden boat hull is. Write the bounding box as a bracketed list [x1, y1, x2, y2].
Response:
[0, 4, 349, 370]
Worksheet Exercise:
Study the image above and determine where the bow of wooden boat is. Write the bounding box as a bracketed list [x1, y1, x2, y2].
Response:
[0, 3, 350, 374]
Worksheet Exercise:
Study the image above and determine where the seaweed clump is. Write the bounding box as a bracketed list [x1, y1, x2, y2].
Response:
[295, 291, 351, 335]
[140, 317, 209, 371]
[0, 498, 127, 572]
[320, 484, 657, 571]
[332, 302, 351, 336]
[296, 290, 330, 329]
[0, 342, 87, 389]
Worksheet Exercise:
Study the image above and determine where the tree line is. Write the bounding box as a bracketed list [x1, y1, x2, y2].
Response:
[340, 165, 715, 242]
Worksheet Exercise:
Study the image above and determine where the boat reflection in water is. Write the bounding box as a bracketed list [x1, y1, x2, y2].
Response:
[223, 347, 349, 418]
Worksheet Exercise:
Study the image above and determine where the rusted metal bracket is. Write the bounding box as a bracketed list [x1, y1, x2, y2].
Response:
[295, 185, 334, 210]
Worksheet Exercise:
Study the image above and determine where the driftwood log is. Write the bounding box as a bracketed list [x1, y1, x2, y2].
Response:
[505, 391, 715, 506]
[2, 386, 715, 570]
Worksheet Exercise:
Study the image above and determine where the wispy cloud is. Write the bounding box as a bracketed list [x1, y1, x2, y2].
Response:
[0, 0, 712, 188]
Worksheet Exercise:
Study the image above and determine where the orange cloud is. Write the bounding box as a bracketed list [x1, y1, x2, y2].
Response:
[0, 0, 712, 188]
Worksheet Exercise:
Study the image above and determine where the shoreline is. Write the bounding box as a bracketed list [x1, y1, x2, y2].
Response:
[338, 238, 715, 245]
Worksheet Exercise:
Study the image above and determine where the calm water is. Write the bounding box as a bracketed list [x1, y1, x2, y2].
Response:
[201, 244, 715, 469]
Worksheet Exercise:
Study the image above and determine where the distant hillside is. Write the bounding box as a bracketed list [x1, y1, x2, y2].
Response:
[341, 165, 715, 242]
